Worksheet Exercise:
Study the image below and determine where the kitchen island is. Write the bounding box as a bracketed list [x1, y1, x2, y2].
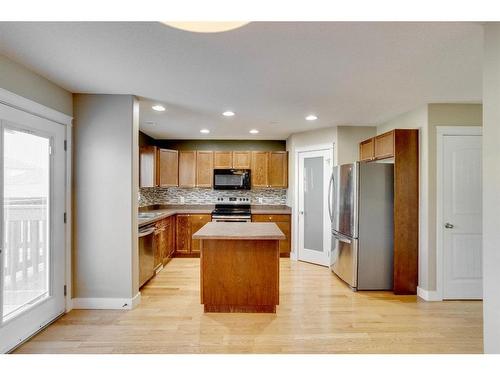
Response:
[192, 222, 285, 313]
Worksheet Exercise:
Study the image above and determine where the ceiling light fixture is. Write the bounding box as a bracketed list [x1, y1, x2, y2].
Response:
[305, 114, 318, 121]
[249, 129, 259, 134]
[222, 111, 235, 117]
[152, 105, 166, 112]
[200, 129, 210, 134]
[162, 22, 249, 33]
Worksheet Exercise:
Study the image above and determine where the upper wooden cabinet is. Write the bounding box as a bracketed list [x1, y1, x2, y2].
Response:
[139, 146, 158, 188]
[213, 151, 233, 169]
[374, 131, 395, 160]
[158, 149, 178, 187]
[196, 151, 214, 187]
[251, 151, 288, 188]
[251, 151, 269, 188]
[232, 151, 251, 169]
[178, 151, 197, 187]
[268, 151, 288, 188]
[359, 138, 375, 162]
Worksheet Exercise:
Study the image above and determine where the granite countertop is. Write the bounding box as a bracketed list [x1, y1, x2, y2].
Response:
[192, 222, 286, 240]
[138, 204, 291, 227]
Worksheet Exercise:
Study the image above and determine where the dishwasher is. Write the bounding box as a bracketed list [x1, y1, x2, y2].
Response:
[139, 224, 155, 288]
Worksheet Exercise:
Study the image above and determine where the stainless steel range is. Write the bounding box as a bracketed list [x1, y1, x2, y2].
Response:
[211, 197, 251, 222]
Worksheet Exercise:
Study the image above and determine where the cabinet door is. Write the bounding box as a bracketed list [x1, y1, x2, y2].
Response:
[374, 131, 395, 160]
[196, 151, 214, 187]
[158, 149, 178, 187]
[268, 151, 288, 188]
[232, 151, 251, 169]
[139, 146, 158, 187]
[190, 214, 212, 254]
[153, 228, 163, 270]
[178, 151, 197, 187]
[176, 215, 191, 254]
[276, 221, 291, 254]
[214, 151, 233, 169]
[359, 138, 375, 161]
[167, 217, 176, 258]
[252, 214, 291, 254]
[251, 151, 269, 188]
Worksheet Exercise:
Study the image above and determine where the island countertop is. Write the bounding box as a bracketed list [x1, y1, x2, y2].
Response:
[192, 222, 285, 240]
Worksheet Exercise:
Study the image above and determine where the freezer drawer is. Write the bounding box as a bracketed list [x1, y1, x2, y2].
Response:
[330, 231, 358, 289]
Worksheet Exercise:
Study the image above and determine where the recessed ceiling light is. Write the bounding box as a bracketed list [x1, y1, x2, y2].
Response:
[249, 129, 259, 134]
[152, 105, 166, 112]
[200, 129, 210, 134]
[222, 111, 235, 117]
[305, 114, 318, 121]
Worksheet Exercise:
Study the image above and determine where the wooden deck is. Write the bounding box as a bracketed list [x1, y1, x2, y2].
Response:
[14, 258, 483, 354]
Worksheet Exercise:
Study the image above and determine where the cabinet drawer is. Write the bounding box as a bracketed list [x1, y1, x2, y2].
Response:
[252, 214, 290, 223]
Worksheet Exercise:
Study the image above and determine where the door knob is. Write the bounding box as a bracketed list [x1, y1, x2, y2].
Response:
[300, 211, 304, 215]
[445, 223, 454, 229]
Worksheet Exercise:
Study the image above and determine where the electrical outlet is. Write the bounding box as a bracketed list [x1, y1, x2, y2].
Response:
[180, 196, 185, 204]
[258, 197, 263, 204]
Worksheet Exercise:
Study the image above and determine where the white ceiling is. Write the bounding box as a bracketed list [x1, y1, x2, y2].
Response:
[0, 22, 483, 139]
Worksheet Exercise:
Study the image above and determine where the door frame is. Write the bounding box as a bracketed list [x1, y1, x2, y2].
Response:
[0, 88, 73, 315]
[292, 143, 334, 262]
[436, 126, 482, 301]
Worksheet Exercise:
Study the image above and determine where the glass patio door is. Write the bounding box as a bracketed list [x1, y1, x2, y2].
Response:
[0, 104, 66, 353]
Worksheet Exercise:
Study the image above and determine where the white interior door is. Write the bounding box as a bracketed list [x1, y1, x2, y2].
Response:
[442, 134, 482, 299]
[298, 149, 332, 266]
[0, 104, 66, 353]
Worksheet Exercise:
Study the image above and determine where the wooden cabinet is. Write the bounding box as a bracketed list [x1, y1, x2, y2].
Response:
[268, 151, 288, 188]
[190, 214, 212, 254]
[252, 214, 291, 256]
[178, 151, 196, 187]
[196, 151, 214, 187]
[359, 138, 375, 161]
[358, 129, 419, 294]
[232, 151, 251, 169]
[158, 149, 178, 187]
[251, 151, 269, 188]
[251, 151, 288, 188]
[175, 214, 211, 256]
[139, 146, 158, 187]
[374, 131, 395, 160]
[214, 151, 233, 169]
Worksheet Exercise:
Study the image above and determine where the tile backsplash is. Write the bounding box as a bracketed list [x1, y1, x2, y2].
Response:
[139, 187, 287, 207]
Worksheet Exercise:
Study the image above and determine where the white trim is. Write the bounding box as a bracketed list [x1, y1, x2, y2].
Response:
[417, 286, 443, 301]
[72, 292, 141, 310]
[436, 125, 482, 301]
[292, 143, 335, 264]
[65, 125, 73, 312]
[0, 88, 72, 126]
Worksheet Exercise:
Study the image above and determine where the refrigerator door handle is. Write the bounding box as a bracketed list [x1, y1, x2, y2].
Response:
[328, 173, 334, 222]
[332, 231, 352, 244]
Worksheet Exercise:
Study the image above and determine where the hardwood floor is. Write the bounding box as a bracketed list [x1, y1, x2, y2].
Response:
[14, 258, 483, 354]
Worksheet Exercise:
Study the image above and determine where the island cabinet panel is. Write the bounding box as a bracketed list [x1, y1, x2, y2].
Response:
[190, 214, 212, 254]
[176, 214, 191, 254]
[251, 151, 269, 188]
[139, 146, 158, 188]
[252, 214, 291, 256]
[374, 130, 395, 160]
[359, 138, 375, 161]
[268, 151, 288, 188]
[232, 151, 251, 169]
[213, 151, 233, 169]
[196, 151, 214, 187]
[158, 149, 178, 187]
[179, 151, 197, 187]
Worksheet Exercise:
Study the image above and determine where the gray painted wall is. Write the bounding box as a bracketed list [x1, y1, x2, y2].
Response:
[0, 54, 73, 116]
[337, 126, 376, 165]
[483, 23, 500, 354]
[73, 94, 139, 300]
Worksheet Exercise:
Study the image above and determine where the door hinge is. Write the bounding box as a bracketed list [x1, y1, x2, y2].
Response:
[49, 145, 53, 155]
[64, 212, 67, 223]
[64, 140, 67, 151]
[64, 285, 67, 296]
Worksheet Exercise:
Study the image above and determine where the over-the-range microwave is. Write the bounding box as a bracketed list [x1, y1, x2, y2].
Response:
[213, 169, 251, 190]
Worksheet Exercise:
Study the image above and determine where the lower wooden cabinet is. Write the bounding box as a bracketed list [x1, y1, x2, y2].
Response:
[154, 216, 176, 269]
[176, 214, 211, 256]
[251, 214, 291, 256]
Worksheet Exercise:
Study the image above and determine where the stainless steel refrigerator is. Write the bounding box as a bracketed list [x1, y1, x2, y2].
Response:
[328, 162, 394, 290]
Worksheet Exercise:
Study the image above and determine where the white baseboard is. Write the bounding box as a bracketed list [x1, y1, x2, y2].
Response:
[72, 292, 142, 310]
[417, 286, 443, 301]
